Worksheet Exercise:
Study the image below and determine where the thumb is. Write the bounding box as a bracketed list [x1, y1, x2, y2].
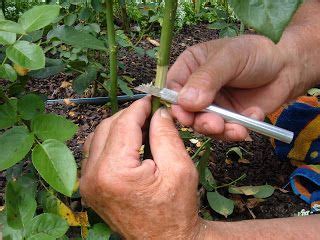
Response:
[177, 58, 232, 112]
[149, 108, 194, 172]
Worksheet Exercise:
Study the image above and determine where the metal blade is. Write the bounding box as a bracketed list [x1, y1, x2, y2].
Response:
[134, 84, 162, 98]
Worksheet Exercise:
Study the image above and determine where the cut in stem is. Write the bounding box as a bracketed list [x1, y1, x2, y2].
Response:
[106, 0, 119, 113]
[152, 0, 178, 114]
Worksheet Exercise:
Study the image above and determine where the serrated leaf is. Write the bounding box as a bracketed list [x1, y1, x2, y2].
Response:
[219, 27, 238, 38]
[18, 5, 60, 33]
[31, 113, 78, 142]
[0, 31, 16, 45]
[87, 223, 112, 240]
[0, 20, 24, 34]
[0, 100, 17, 129]
[207, 191, 234, 218]
[18, 94, 45, 120]
[47, 25, 106, 50]
[28, 64, 65, 79]
[72, 66, 97, 94]
[26, 213, 68, 239]
[228, 0, 303, 42]
[254, 185, 275, 198]
[5, 176, 37, 229]
[32, 140, 77, 196]
[6, 41, 45, 70]
[0, 126, 34, 171]
[118, 78, 133, 97]
[0, 64, 17, 82]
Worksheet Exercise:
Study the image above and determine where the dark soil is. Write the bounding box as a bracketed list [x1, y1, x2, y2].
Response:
[5, 23, 309, 221]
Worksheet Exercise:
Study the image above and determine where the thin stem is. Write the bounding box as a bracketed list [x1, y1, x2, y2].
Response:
[215, 174, 247, 190]
[106, 0, 119, 113]
[191, 138, 211, 160]
[152, 0, 178, 114]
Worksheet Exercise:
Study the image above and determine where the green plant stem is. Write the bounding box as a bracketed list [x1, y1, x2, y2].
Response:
[191, 138, 211, 160]
[215, 174, 247, 190]
[152, 0, 178, 114]
[106, 0, 119, 113]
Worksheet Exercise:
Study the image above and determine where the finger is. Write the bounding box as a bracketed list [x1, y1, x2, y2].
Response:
[150, 108, 193, 172]
[166, 45, 206, 91]
[103, 97, 151, 168]
[212, 123, 249, 141]
[169, 105, 195, 126]
[81, 132, 94, 176]
[192, 112, 225, 136]
[85, 110, 123, 171]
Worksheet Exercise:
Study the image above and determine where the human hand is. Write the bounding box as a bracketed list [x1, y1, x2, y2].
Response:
[80, 98, 203, 239]
[167, 35, 303, 141]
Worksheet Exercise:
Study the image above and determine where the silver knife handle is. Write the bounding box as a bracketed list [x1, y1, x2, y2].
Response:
[205, 105, 293, 143]
[159, 88, 293, 144]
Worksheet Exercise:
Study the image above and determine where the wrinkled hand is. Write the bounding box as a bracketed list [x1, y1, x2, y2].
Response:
[167, 35, 301, 141]
[80, 97, 203, 239]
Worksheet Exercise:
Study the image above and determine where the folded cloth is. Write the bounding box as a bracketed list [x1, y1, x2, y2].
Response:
[290, 165, 320, 212]
[268, 96, 320, 212]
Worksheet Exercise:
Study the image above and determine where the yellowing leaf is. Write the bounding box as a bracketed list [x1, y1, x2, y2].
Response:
[13, 63, 29, 76]
[146, 37, 160, 46]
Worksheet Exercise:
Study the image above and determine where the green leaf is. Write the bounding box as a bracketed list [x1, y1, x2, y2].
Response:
[207, 191, 234, 218]
[0, 126, 34, 171]
[0, 64, 17, 82]
[253, 185, 275, 198]
[228, 184, 275, 198]
[197, 146, 216, 191]
[6, 41, 45, 70]
[87, 223, 112, 240]
[26, 233, 56, 240]
[228, 185, 260, 195]
[5, 176, 37, 229]
[118, 78, 133, 97]
[227, 0, 303, 42]
[72, 66, 97, 94]
[18, 94, 45, 120]
[79, 7, 91, 21]
[115, 30, 132, 48]
[0, 31, 16, 45]
[226, 146, 243, 160]
[0, 20, 25, 34]
[91, 0, 103, 12]
[48, 25, 106, 50]
[0, 100, 17, 129]
[64, 13, 77, 26]
[32, 139, 77, 196]
[28, 64, 65, 79]
[220, 27, 238, 38]
[0, 211, 23, 240]
[25, 213, 69, 239]
[18, 5, 60, 33]
[207, 21, 230, 30]
[308, 88, 320, 97]
[31, 113, 78, 142]
[22, 29, 44, 42]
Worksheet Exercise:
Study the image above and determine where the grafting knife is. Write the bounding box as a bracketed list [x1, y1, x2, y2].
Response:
[135, 84, 294, 144]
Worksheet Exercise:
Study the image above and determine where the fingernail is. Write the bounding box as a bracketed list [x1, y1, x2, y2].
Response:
[160, 108, 171, 119]
[245, 135, 253, 142]
[249, 113, 260, 120]
[179, 87, 199, 103]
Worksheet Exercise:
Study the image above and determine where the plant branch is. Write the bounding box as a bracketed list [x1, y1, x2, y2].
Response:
[106, 0, 119, 113]
[152, 0, 178, 114]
